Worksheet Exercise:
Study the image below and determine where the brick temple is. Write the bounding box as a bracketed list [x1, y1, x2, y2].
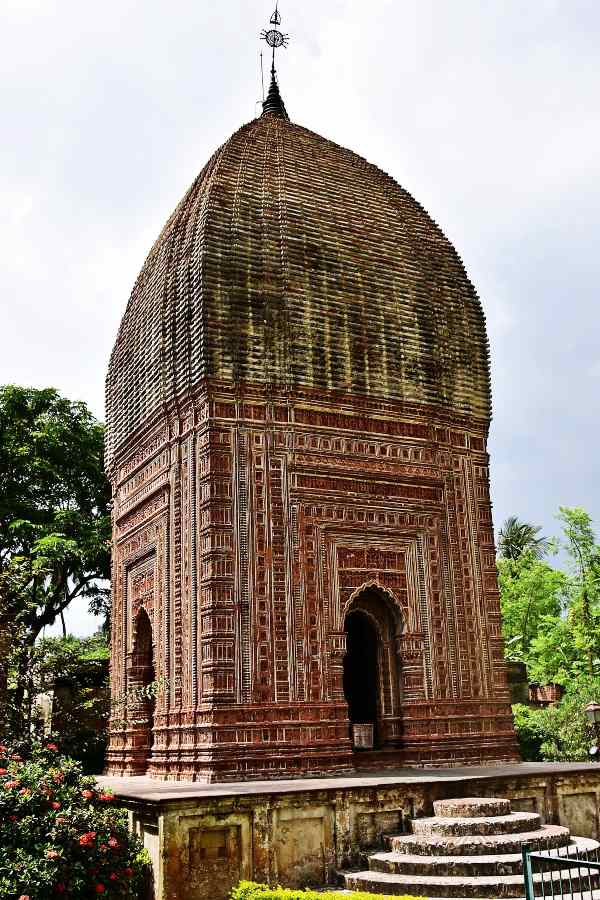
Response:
[105, 57, 519, 781]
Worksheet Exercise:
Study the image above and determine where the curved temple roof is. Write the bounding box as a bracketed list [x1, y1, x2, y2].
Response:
[106, 111, 491, 465]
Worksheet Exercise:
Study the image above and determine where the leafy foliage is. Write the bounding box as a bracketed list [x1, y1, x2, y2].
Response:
[230, 882, 424, 900]
[0, 386, 111, 738]
[0, 740, 149, 899]
[498, 554, 566, 661]
[499, 507, 600, 685]
[556, 506, 600, 676]
[512, 677, 600, 762]
[498, 515, 551, 561]
[499, 507, 600, 762]
[32, 634, 110, 774]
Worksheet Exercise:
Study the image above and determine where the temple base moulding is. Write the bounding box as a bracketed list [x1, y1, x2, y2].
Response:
[98, 761, 600, 900]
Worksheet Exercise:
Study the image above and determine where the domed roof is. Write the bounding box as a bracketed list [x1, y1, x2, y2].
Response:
[106, 110, 490, 464]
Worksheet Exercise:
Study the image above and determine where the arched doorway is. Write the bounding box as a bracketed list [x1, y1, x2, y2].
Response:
[128, 608, 155, 773]
[342, 587, 402, 751]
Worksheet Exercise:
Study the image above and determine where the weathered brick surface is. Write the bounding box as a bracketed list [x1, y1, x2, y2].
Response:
[434, 798, 511, 818]
[104, 110, 519, 781]
[387, 824, 570, 856]
[105, 114, 492, 465]
[411, 811, 540, 836]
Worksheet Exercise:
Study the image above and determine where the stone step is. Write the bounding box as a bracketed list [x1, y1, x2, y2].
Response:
[369, 850, 524, 877]
[387, 824, 571, 856]
[411, 811, 540, 837]
[369, 837, 599, 877]
[337, 891, 600, 900]
[343, 864, 600, 898]
[434, 798, 511, 819]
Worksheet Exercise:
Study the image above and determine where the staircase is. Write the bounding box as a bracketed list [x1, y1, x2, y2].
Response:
[342, 797, 600, 898]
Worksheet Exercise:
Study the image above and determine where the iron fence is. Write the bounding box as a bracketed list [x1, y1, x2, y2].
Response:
[523, 843, 600, 900]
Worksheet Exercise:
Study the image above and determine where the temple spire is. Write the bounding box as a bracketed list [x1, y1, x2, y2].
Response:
[260, 3, 290, 119]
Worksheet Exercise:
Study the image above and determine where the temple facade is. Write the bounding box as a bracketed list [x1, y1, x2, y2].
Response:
[105, 70, 519, 781]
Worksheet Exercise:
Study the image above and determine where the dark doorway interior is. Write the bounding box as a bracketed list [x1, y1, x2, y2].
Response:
[343, 610, 379, 738]
[131, 608, 155, 766]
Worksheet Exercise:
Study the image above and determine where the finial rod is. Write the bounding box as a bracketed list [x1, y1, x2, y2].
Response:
[260, 3, 290, 120]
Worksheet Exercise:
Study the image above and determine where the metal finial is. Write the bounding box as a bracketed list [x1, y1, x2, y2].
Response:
[260, 3, 290, 118]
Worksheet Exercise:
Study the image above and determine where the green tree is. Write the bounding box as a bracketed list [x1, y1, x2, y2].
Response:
[498, 515, 550, 561]
[34, 633, 110, 773]
[497, 553, 566, 660]
[557, 506, 600, 676]
[525, 613, 597, 684]
[0, 386, 110, 737]
[513, 677, 600, 762]
[500, 507, 600, 762]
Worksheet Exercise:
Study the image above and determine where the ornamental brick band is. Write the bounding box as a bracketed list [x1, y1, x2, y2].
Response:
[105, 105, 519, 781]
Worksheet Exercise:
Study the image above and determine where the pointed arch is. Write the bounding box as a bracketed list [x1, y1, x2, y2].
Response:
[345, 579, 404, 638]
[342, 581, 404, 752]
[126, 607, 155, 774]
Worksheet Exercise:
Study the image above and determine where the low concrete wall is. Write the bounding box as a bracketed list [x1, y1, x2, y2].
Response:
[102, 763, 600, 900]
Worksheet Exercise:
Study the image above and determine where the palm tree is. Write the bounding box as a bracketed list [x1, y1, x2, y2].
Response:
[498, 515, 550, 560]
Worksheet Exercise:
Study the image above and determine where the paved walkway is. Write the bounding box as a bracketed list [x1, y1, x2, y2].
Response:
[97, 761, 600, 804]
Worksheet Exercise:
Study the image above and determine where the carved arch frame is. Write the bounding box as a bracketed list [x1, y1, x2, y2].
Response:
[344, 581, 404, 748]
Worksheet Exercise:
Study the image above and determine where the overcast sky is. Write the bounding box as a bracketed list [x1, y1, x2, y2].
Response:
[1, 0, 599, 636]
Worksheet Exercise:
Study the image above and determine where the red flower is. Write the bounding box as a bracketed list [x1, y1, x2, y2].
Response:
[0, 744, 7, 752]
[4, 780, 20, 790]
[46, 849, 60, 860]
[98, 792, 114, 802]
[95, 885, 105, 894]
[107, 836, 120, 849]
[0, 768, 8, 775]
[122, 868, 133, 878]
[9, 815, 17, 822]
[79, 831, 97, 847]
[81, 789, 95, 800]
[19, 787, 31, 797]
[109, 872, 119, 881]
[55, 816, 67, 825]
[55, 884, 67, 894]
[18, 895, 30, 900]
[51, 800, 61, 810]
[52, 772, 65, 784]
[46, 743, 59, 752]
[10, 753, 22, 762]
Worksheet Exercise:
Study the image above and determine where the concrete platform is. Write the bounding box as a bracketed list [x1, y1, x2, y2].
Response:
[99, 763, 600, 900]
[98, 761, 600, 803]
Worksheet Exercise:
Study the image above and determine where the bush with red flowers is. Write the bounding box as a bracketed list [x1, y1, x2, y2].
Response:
[0, 741, 149, 899]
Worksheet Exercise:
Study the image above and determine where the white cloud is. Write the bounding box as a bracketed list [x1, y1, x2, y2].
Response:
[1, 0, 599, 630]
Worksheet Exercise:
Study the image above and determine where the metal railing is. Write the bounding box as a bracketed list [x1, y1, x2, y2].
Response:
[523, 844, 600, 900]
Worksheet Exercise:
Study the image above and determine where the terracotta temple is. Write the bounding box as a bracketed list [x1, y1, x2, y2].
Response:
[105, 51, 519, 781]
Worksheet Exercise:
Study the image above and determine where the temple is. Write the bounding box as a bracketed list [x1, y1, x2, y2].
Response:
[105, 13, 519, 781]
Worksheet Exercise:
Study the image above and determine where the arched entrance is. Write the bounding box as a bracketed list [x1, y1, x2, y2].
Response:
[342, 586, 403, 751]
[128, 608, 155, 774]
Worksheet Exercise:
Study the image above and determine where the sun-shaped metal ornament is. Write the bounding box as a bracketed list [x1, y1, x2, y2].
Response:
[260, 4, 289, 57]
[261, 28, 289, 49]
